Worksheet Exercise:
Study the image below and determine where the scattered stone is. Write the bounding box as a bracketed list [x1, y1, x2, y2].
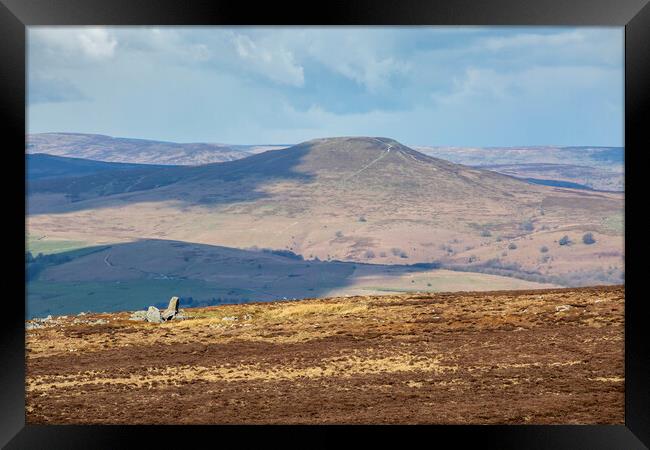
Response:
[90, 319, 108, 325]
[161, 296, 180, 321]
[555, 305, 571, 312]
[222, 316, 237, 321]
[129, 310, 148, 321]
[172, 309, 188, 321]
[77, 312, 87, 316]
[146, 306, 163, 323]
[26, 322, 43, 330]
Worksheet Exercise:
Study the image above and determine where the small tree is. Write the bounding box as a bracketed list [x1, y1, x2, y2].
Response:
[480, 229, 492, 237]
[582, 233, 596, 245]
[559, 235, 571, 246]
[540, 246, 549, 253]
[520, 220, 534, 232]
[508, 242, 517, 250]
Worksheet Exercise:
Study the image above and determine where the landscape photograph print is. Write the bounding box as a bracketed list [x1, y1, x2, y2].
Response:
[25, 26, 625, 424]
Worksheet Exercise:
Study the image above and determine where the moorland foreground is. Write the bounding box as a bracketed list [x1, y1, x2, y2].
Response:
[26, 285, 624, 424]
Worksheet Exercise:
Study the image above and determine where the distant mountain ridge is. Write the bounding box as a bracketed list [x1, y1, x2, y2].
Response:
[27, 132, 623, 190]
[27, 133, 289, 166]
[415, 145, 624, 191]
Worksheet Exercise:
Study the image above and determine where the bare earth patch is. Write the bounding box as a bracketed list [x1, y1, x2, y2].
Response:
[26, 285, 624, 424]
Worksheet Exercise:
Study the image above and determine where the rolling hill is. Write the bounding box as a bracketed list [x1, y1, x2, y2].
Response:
[28, 137, 624, 295]
[27, 133, 288, 166]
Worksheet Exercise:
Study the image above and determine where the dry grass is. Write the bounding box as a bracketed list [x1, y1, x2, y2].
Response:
[26, 285, 624, 424]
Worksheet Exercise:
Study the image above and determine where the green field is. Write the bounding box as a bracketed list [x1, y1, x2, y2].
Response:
[602, 213, 624, 234]
[27, 236, 90, 256]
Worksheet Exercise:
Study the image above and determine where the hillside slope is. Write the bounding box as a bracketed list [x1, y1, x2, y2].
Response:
[27, 137, 624, 286]
[26, 238, 555, 318]
[27, 153, 174, 180]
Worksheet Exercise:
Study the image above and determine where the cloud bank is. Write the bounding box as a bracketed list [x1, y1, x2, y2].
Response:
[27, 26, 623, 146]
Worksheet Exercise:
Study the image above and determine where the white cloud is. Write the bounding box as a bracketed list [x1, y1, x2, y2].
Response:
[300, 30, 410, 92]
[432, 64, 621, 110]
[30, 27, 117, 62]
[76, 28, 118, 60]
[477, 29, 623, 66]
[27, 27, 623, 146]
[482, 30, 586, 51]
[231, 32, 305, 87]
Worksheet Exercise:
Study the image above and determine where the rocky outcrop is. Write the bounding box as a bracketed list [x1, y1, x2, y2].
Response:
[129, 297, 183, 323]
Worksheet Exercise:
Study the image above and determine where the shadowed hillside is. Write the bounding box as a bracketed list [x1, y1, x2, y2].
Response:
[27, 153, 174, 180]
[26, 238, 554, 318]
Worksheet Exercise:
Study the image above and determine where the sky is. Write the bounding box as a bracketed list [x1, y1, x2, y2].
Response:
[27, 26, 624, 147]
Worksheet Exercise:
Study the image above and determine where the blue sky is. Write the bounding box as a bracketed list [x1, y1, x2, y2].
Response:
[27, 27, 624, 147]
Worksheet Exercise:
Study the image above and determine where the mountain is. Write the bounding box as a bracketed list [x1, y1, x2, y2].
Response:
[28, 137, 545, 205]
[26, 153, 175, 181]
[27, 137, 624, 293]
[26, 133, 287, 165]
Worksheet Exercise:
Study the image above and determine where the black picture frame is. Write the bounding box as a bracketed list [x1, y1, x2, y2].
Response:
[2, 0, 648, 447]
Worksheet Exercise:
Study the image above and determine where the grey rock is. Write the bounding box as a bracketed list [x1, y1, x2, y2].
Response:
[31, 315, 53, 324]
[146, 306, 162, 323]
[161, 296, 180, 321]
